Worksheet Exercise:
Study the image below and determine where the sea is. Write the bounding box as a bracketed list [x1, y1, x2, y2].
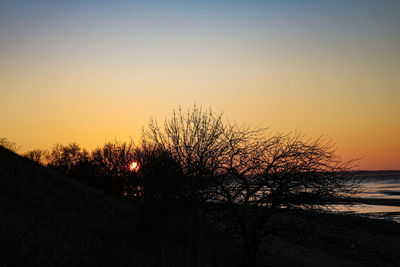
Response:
[333, 171, 400, 223]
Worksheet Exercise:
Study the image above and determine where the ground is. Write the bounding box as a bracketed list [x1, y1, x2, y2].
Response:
[1, 146, 399, 266]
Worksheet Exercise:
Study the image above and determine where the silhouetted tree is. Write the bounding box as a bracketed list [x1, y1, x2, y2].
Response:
[142, 105, 228, 223]
[91, 140, 137, 198]
[24, 149, 46, 164]
[0, 137, 18, 152]
[142, 105, 359, 266]
[135, 142, 184, 201]
[210, 129, 358, 266]
[47, 143, 88, 176]
[46, 143, 63, 168]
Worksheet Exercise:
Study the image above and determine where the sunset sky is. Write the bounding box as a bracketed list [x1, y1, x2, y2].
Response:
[1, 0, 399, 170]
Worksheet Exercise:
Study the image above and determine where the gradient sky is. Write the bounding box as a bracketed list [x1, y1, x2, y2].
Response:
[1, 0, 399, 169]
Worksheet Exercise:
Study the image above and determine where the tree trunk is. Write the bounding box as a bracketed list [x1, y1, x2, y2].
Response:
[241, 236, 260, 267]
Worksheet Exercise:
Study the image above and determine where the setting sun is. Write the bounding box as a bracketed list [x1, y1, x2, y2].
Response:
[129, 161, 139, 172]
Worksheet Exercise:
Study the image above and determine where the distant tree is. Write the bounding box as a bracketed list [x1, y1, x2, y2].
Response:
[71, 148, 97, 185]
[47, 143, 63, 168]
[91, 141, 134, 177]
[91, 140, 137, 198]
[0, 137, 18, 152]
[47, 143, 88, 176]
[135, 142, 184, 201]
[24, 149, 47, 164]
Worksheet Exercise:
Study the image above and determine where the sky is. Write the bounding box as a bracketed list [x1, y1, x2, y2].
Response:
[0, 0, 399, 170]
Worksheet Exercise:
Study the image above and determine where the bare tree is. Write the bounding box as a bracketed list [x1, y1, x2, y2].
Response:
[0, 137, 19, 152]
[134, 142, 184, 201]
[142, 105, 359, 266]
[91, 140, 137, 198]
[47, 143, 88, 176]
[91, 140, 135, 177]
[24, 149, 47, 164]
[211, 128, 358, 266]
[142, 105, 229, 223]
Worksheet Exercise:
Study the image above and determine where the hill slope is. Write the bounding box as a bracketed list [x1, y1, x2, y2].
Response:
[0, 147, 139, 266]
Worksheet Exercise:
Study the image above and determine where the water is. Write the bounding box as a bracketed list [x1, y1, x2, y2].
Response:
[333, 171, 400, 222]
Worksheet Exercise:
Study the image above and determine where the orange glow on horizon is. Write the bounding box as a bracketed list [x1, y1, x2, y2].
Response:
[0, 1, 399, 170]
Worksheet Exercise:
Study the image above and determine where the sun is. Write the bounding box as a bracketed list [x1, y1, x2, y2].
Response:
[129, 161, 139, 172]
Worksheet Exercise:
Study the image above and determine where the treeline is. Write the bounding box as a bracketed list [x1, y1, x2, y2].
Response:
[22, 141, 178, 201]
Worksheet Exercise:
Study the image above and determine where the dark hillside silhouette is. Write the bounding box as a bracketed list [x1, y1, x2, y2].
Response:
[0, 146, 139, 266]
